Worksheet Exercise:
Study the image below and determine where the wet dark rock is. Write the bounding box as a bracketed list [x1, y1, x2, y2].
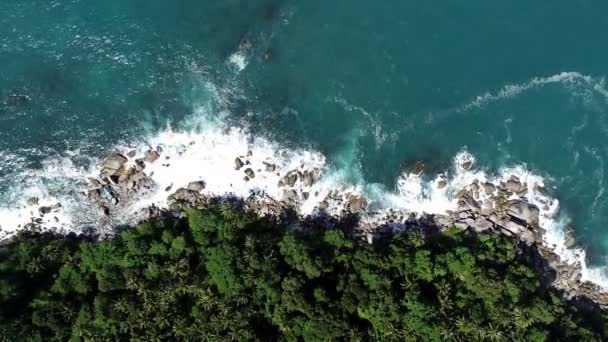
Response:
[263, 162, 277, 172]
[437, 180, 447, 189]
[461, 160, 473, 170]
[38, 206, 52, 215]
[127, 150, 137, 158]
[235, 157, 245, 170]
[26, 197, 39, 206]
[244, 168, 255, 179]
[405, 161, 425, 176]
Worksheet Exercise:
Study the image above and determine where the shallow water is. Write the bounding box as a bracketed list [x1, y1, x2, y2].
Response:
[2, 1, 608, 283]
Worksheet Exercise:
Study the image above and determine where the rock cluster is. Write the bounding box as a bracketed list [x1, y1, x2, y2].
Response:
[87, 150, 158, 216]
[431, 176, 543, 244]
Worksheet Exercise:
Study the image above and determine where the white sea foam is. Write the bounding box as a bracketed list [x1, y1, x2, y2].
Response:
[463, 72, 604, 111]
[228, 51, 248, 72]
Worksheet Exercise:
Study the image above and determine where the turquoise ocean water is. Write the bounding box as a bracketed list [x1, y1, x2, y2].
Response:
[2, 1, 608, 277]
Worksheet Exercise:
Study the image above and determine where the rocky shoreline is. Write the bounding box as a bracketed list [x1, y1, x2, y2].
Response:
[8, 144, 608, 308]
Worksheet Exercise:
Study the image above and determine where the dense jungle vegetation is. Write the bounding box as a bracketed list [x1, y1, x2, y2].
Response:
[1, 205, 606, 341]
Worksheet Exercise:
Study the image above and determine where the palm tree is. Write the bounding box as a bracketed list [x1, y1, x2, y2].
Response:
[408, 231, 425, 248]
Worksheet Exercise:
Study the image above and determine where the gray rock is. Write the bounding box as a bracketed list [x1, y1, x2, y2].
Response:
[38, 206, 52, 215]
[505, 179, 522, 193]
[437, 180, 447, 189]
[263, 162, 276, 172]
[127, 150, 137, 158]
[244, 168, 255, 179]
[101, 153, 128, 175]
[458, 211, 472, 219]
[405, 161, 425, 176]
[302, 192, 310, 200]
[165, 184, 173, 192]
[171, 188, 199, 203]
[348, 196, 368, 212]
[483, 182, 496, 194]
[434, 214, 453, 227]
[462, 195, 481, 212]
[461, 160, 473, 170]
[564, 236, 576, 248]
[470, 219, 493, 232]
[502, 218, 527, 236]
[187, 181, 206, 192]
[144, 150, 160, 163]
[283, 173, 298, 187]
[26, 197, 39, 206]
[506, 201, 540, 225]
[235, 157, 245, 170]
[454, 189, 469, 199]
[318, 201, 329, 210]
[156, 145, 164, 153]
[302, 171, 314, 187]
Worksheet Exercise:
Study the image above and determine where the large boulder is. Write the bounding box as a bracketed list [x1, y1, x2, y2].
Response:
[282, 173, 298, 187]
[170, 188, 199, 203]
[347, 196, 368, 212]
[235, 157, 245, 170]
[482, 182, 496, 194]
[506, 200, 540, 225]
[458, 195, 481, 212]
[187, 181, 206, 192]
[144, 150, 160, 163]
[505, 179, 522, 193]
[302, 171, 314, 187]
[101, 153, 128, 176]
[470, 219, 493, 232]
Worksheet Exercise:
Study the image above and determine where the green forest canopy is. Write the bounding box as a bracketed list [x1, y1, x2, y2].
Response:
[1, 205, 606, 341]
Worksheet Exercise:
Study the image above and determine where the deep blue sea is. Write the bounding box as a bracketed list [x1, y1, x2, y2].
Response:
[2, 1, 608, 282]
